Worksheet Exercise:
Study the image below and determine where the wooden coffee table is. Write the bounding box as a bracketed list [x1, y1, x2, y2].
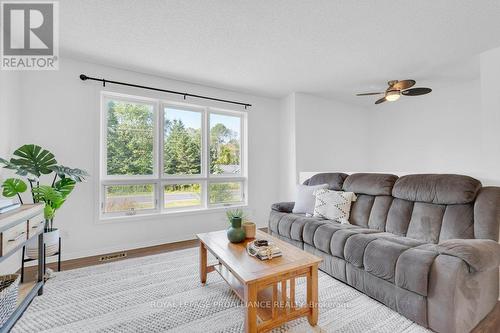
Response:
[197, 230, 322, 333]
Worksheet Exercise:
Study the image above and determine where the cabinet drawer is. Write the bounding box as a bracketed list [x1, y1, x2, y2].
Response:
[1, 221, 27, 256]
[27, 213, 45, 239]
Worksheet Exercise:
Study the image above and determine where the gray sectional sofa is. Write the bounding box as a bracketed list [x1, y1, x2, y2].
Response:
[269, 173, 500, 333]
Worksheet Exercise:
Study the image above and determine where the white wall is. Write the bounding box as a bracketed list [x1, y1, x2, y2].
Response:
[0, 71, 21, 172]
[0, 71, 22, 273]
[365, 79, 485, 178]
[294, 93, 368, 173]
[480, 46, 500, 185]
[278, 94, 296, 201]
[16, 58, 281, 260]
[279, 92, 368, 200]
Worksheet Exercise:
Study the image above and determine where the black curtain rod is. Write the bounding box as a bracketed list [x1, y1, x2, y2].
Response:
[79, 74, 252, 108]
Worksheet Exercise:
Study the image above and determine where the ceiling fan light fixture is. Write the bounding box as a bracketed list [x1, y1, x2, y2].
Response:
[385, 90, 400, 102]
[356, 79, 432, 104]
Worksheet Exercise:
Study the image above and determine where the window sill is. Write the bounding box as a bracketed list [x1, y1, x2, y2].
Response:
[97, 204, 248, 224]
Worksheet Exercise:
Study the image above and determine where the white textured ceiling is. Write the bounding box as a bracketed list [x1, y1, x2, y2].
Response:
[60, 0, 500, 105]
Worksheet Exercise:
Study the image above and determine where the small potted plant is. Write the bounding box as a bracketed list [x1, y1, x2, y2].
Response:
[225, 209, 246, 243]
[0, 144, 88, 258]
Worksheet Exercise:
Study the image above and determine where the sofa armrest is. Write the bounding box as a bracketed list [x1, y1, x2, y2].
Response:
[271, 202, 295, 213]
[437, 239, 500, 272]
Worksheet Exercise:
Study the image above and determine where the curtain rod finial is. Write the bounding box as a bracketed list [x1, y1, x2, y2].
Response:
[79, 74, 88, 81]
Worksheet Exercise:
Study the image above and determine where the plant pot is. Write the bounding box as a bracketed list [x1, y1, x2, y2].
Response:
[227, 217, 246, 243]
[26, 227, 59, 259]
[243, 221, 256, 239]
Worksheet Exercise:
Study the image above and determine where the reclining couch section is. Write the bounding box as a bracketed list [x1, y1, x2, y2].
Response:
[269, 173, 500, 333]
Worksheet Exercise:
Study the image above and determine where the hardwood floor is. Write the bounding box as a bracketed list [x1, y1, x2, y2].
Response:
[20, 238, 199, 282]
[19, 233, 499, 332]
[473, 301, 500, 333]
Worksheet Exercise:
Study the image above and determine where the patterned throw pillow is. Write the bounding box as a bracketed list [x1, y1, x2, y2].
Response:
[313, 189, 357, 224]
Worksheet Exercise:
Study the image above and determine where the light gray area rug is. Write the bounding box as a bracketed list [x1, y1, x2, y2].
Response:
[13, 248, 431, 333]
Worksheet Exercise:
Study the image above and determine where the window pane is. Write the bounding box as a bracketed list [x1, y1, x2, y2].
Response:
[104, 184, 155, 213]
[209, 182, 243, 204]
[210, 113, 241, 175]
[164, 107, 202, 175]
[164, 183, 202, 209]
[106, 100, 154, 175]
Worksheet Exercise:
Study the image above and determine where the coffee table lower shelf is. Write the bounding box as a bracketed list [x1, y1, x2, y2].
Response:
[213, 264, 310, 330]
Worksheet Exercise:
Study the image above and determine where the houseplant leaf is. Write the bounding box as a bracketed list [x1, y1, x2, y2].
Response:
[1, 178, 27, 197]
[10, 144, 57, 178]
[0, 157, 30, 177]
[54, 178, 76, 199]
[49, 165, 89, 182]
[44, 205, 55, 220]
[32, 185, 64, 209]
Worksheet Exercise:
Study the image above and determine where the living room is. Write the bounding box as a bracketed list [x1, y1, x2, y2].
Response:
[0, 1, 499, 332]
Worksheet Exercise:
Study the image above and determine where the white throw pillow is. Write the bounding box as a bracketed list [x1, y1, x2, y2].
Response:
[292, 184, 329, 215]
[313, 189, 357, 224]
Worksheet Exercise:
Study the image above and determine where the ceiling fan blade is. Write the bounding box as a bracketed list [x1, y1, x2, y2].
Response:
[392, 80, 416, 90]
[401, 87, 432, 96]
[356, 92, 384, 96]
[375, 97, 387, 104]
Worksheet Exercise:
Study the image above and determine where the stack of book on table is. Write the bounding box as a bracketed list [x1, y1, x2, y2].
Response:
[246, 239, 282, 260]
[0, 199, 21, 214]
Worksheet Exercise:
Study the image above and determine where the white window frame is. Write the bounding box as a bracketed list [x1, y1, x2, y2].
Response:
[99, 92, 248, 219]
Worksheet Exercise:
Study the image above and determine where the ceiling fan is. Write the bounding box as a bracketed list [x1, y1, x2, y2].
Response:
[356, 80, 432, 104]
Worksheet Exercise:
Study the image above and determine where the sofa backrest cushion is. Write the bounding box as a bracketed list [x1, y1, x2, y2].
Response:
[343, 173, 398, 196]
[343, 173, 485, 243]
[300, 172, 499, 242]
[392, 174, 481, 205]
[343, 173, 398, 231]
[303, 172, 348, 190]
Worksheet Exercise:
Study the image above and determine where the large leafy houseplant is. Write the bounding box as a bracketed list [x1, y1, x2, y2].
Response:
[0, 144, 88, 231]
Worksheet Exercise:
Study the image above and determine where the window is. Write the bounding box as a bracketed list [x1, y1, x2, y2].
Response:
[164, 107, 202, 176]
[209, 182, 243, 204]
[164, 183, 202, 209]
[105, 99, 156, 177]
[104, 184, 156, 214]
[100, 93, 247, 218]
[209, 113, 241, 175]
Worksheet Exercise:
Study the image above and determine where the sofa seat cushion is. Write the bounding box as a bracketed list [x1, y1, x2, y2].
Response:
[330, 228, 381, 258]
[344, 233, 382, 268]
[343, 231, 439, 296]
[395, 247, 439, 296]
[364, 239, 410, 283]
[376, 232, 426, 247]
[303, 219, 332, 245]
[311, 222, 365, 255]
[269, 210, 324, 242]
